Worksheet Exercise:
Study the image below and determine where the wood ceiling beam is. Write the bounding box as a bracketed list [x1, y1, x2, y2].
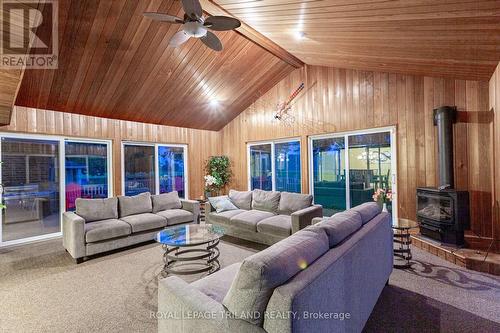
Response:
[200, 0, 304, 69]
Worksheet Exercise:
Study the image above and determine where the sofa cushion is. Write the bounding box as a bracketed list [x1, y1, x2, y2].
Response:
[230, 210, 275, 231]
[85, 219, 131, 243]
[208, 209, 246, 225]
[151, 191, 182, 213]
[223, 227, 329, 326]
[118, 192, 153, 217]
[120, 213, 167, 233]
[191, 263, 242, 303]
[278, 192, 313, 215]
[156, 209, 194, 226]
[257, 215, 292, 237]
[313, 210, 363, 247]
[76, 197, 118, 222]
[228, 190, 252, 210]
[252, 189, 281, 213]
[208, 195, 238, 213]
[351, 202, 382, 224]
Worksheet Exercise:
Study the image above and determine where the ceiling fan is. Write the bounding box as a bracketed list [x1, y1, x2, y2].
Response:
[144, 0, 241, 52]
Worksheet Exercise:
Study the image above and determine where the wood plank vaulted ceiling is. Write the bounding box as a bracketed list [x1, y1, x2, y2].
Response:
[214, 0, 500, 81]
[15, 0, 299, 130]
[14, 0, 500, 130]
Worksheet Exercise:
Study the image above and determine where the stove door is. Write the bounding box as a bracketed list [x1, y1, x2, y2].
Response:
[417, 192, 454, 224]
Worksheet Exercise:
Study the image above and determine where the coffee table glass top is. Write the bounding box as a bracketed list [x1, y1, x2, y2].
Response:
[393, 218, 419, 230]
[155, 224, 224, 246]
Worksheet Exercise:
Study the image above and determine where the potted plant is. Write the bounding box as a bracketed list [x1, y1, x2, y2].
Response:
[372, 188, 392, 213]
[204, 156, 232, 197]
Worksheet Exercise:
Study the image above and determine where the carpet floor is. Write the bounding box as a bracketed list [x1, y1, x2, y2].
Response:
[0, 236, 499, 333]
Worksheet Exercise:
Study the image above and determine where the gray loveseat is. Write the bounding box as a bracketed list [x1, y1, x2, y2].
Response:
[158, 202, 393, 333]
[205, 189, 323, 245]
[62, 191, 199, 263]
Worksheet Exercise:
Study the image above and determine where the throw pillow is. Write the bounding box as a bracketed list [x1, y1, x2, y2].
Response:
[208, 196, 239, 213]
[75, 197, 118, 222]
[252, 189, 281, 213]
[278, 192, 313, 215]
[228, 190, 252, 210]
[151, 191, 182, 213]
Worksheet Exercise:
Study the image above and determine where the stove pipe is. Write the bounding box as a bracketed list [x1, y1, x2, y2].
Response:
[433, 106, 457, 189]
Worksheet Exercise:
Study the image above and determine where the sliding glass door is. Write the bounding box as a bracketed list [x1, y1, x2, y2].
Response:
[311, 137, 346, 215]
[249, 144, 272, 191]
[123, 144, 156, 196]
[122, 142, 188, 198]
[0, 135, 113, 246]
[65, 141, 110, 211]
[248, 139, 301, 193]
[310, 127, 397, 219]
[1, 137, 61, 243]
[348, 132, 392, 208]
[158, 146, 186, 197]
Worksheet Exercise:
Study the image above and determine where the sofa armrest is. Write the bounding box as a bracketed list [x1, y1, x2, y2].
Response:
[311, 217, 324, 225]
[62, 212, 86, 260]
[158, 276, 263, 333]
[291, 205, 323, 233]
[181, 200, 200, 223]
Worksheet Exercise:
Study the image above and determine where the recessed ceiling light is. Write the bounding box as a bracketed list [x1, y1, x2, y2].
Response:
[295, 31, 306, 40]
[209, 99, 219, 107]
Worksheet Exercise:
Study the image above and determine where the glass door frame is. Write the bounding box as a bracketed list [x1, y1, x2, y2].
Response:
[0, 132, 113, 247]
[308, 126, 398, 222]
[246, 137, 301, 191]
[120, 141, 189, 199]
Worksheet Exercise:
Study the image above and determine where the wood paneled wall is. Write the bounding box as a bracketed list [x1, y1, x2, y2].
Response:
[0, 106, 221, 199]
[489, 63, 500, 250]
[221, 65, 495, 249]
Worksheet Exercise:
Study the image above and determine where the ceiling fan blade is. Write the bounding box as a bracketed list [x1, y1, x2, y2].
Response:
[143, 12, 184, 24]
[181, 0, 203, 19]
[169, 31, 191, 47]
[204, 16, 241, 31]
[200, 31, 223, 52]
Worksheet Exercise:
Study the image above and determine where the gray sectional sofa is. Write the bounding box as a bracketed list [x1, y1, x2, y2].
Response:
[205, 189, 323, 245]
[62, 191, 199, 263]
[158, 202, 393, 333]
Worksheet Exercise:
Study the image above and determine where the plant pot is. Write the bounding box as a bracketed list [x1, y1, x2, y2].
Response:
[382, 202, 389, 213]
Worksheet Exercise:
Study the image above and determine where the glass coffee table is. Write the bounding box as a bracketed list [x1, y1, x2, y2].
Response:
[155, 224, 224, 277]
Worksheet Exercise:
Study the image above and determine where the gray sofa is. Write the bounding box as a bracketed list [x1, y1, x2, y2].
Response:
[158, 202, 393, 333]
[62, 191, 199, 263]
[205, 189, 323, 245]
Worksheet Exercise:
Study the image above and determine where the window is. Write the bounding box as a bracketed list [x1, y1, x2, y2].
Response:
[123, 144, 156, 196]
[309, 128, 396, 219]
[65, 141, 111, 211]
[122, 142, 188, 198]
[248, 139, 301, 193]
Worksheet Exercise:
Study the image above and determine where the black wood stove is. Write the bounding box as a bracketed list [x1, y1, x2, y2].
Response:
[416, 106, 470, 246]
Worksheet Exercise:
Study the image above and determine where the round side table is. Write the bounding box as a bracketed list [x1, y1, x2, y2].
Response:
[392, 219, 418, 269]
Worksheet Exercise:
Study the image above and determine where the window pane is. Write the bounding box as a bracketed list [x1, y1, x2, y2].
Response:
[275, 141, 301, 193]
[348, 132, 391, 208]
[1, 137, 60, 241]
[250, 144, 272, 190]
[312, 137, 346, 216]
[158, 146, 186, 198]
[124, 145, 155, 196]
[65, 142, 109, 211]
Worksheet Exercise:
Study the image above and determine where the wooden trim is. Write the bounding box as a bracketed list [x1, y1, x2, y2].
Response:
[200, 0, 304, 69]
